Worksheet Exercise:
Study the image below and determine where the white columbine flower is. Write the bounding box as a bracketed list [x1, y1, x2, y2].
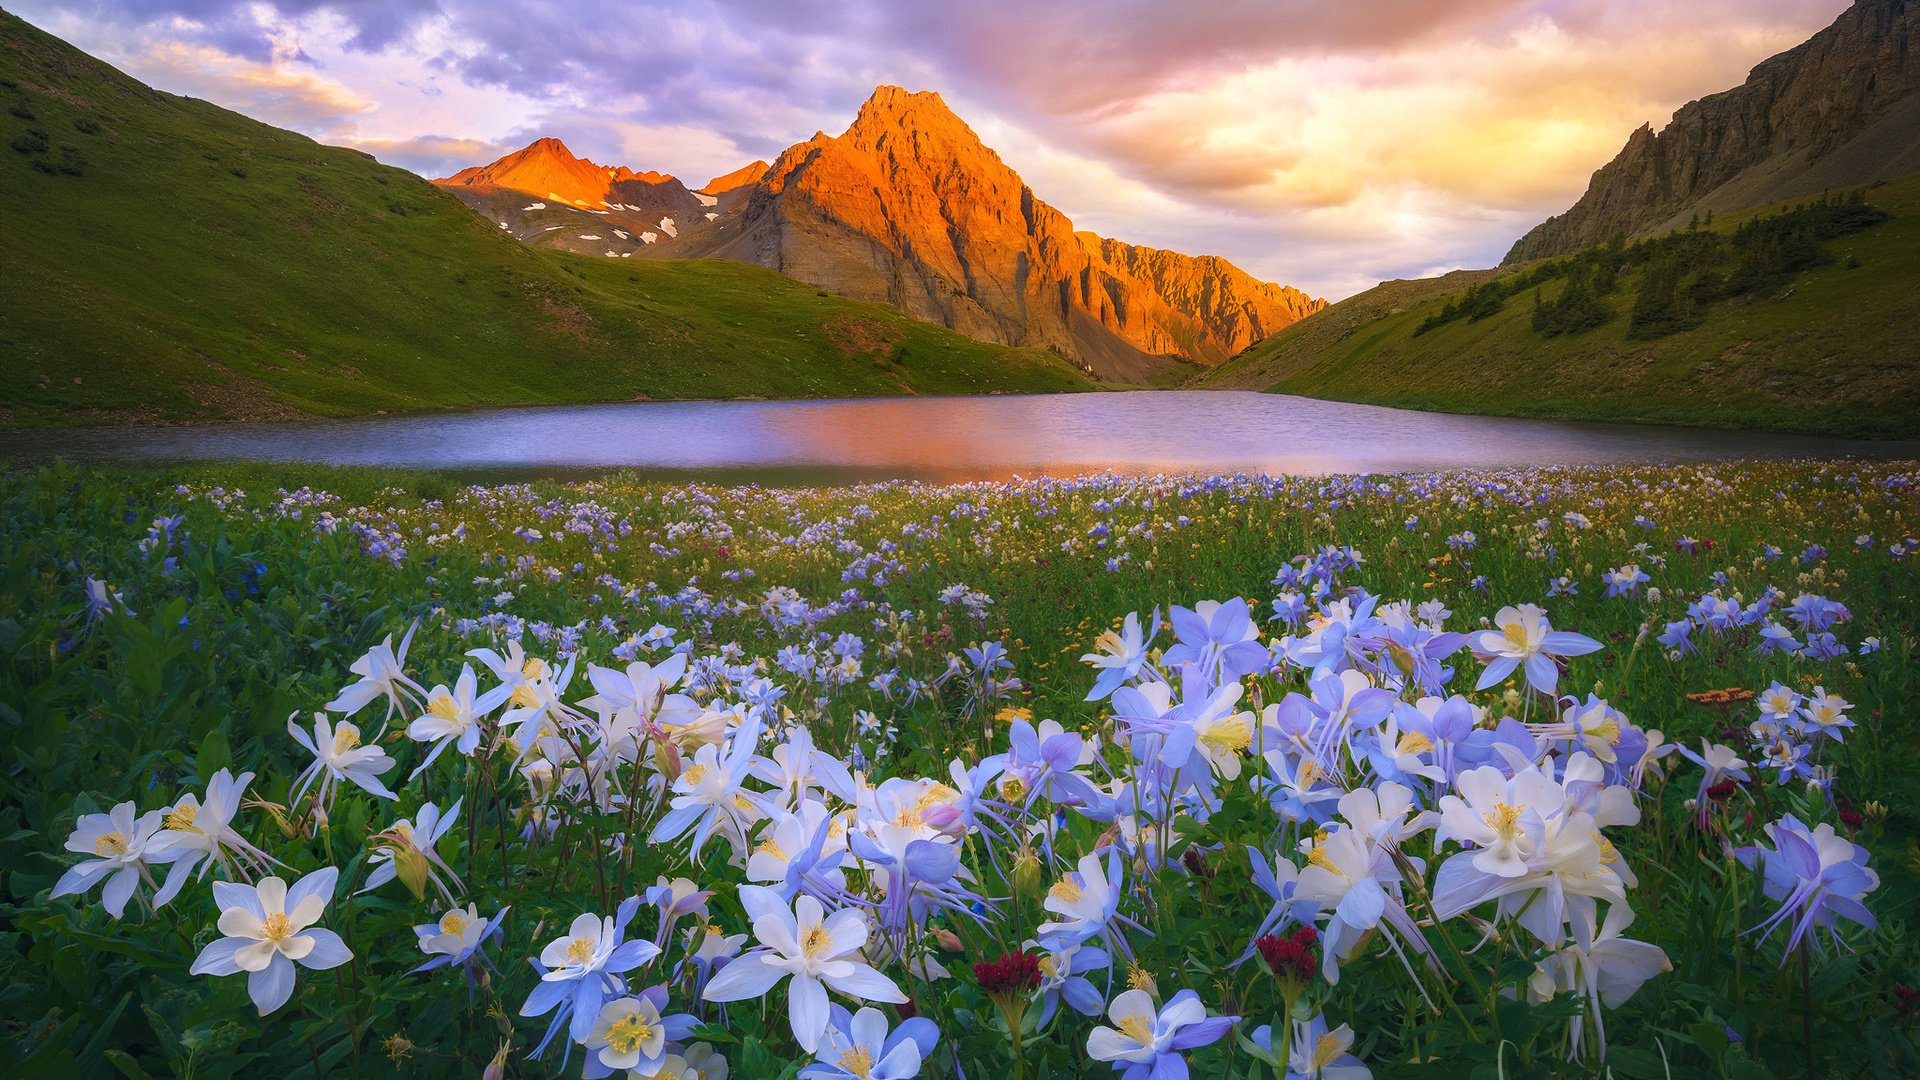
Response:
[51, 801, 165, 918]
[145, 768, 275, 907]
[189, 867, 352, 1015]
[407, 663, 509, 779]
[1473, 604, 1601, 694]
[702, 885, 906, 1052]
[289, 712, 398, 809]
[413, 902, 504, 969]
[326, 621, 425, 722]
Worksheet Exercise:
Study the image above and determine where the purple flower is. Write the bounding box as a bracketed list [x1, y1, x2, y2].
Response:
[1733, 815, 1879, 961]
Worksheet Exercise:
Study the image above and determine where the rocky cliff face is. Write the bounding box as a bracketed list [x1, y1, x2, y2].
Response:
[1507, 0, 1920, 263]
[657, 87, 1322, 380]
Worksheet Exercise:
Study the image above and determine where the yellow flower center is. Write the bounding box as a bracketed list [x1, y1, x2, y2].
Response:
[428, 693, 460, 721]
[1049, 877, 1083, 904]
[261, 912, 295, 942]
[1306, 844, 1339, 874]
[1312, 1031, 1344, 1068]
[439, 911, 469, 936]
[1199, 714, 1251, 755]
[94, 831, 128, 857]
[1037, 955, 1058, 978]
[1484, 801, 1524, 841]
[606, 1012, 653, 1055]
[801, 924, 833, 960]
[510, 683, 542, 710]
[332, 722, 362, 755]
[164, 803, 200, 831]
[1116, 1011, 1155, 1045]
[522, 657, 547, 679]
[998, 775, 1027, 802]
[565, 936, 596, 965]
[836, 1045, 875, 1078]
[1296, 760, 1322, 788]
[1396, 731, 1434, 756]
[681, 764, 709, 787]
[1585, 717, 1621, 744]
[755, 837, 788, 861]
[1594, 833, 1620, 865]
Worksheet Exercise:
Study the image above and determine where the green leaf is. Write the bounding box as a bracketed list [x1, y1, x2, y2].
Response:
[197, 727, 231, 776]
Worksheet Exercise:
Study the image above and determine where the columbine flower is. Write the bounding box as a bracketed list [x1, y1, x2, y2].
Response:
[1085, 988, 1236, 1078]
[407, 663, 509, 779]
[702, 886, 906, 1053]
[521, 898, 662, 1048]
[650, 716, 764, 862]
[1251, 1013, 1370, 1079]
[581, 986, 698, 1079]
[1037, 851, 1133, 955]
[1525, 903, 1670, 1061]
[288, 712, 398, 810]
[1026, 939, 1110, 1027]
[326, 620, 425, 722]
[1081, 610, 1153, 701]
[802, 1005, 940, 1079]
[1473, 604, 1601, 694]
[51, 800, 165, 918]
[189, 867, 352, 1015]
[656, 1044, 729, 1080]
[145, 768, 275, 907]
[413, 903, 506, 974]
[1733, 814, 1880, 961]
[363, 799, 463, 904]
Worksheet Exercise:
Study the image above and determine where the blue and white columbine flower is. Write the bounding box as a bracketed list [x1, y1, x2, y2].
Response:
[1085, 988, 1236, 1078]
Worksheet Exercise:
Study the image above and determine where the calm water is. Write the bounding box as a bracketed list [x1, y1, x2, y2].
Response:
[2, 392, 1913, 482]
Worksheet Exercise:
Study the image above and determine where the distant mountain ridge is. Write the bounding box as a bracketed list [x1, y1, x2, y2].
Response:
[440, 87, 1324, 381]
[1507, 0, 1920, 262]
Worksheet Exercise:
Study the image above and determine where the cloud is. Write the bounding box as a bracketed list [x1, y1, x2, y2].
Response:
[114, 40, 375, 130]
[7, 0, 1859, 298]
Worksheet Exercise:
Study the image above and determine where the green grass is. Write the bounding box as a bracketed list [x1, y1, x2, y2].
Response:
[1197, 177, 1920, 437]
[0, 12, 1091, 429]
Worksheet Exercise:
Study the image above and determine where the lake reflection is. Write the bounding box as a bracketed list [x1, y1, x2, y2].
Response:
[2, 392, 1913, 482]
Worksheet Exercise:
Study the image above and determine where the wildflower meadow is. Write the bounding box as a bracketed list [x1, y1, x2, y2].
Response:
[2, 459, 1917, 1078]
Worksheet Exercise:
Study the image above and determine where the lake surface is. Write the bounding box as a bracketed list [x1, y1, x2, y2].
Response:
[3, 392, 1914, 483]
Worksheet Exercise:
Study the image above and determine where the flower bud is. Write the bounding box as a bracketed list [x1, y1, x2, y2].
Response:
[1011, 846, 1043, 899]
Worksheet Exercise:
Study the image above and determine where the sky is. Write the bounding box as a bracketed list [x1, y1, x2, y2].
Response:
[13, 0, 1854, 300]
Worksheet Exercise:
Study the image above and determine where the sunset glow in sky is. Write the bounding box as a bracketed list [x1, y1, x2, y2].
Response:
[16, 0, 1854, 299]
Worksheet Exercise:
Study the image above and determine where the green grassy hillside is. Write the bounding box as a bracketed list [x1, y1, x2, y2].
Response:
[0, 12, 1090, 428]
[1197, 176, 1920, 437]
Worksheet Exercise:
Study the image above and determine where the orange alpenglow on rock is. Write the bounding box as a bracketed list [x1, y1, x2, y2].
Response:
[660, 87, 1325, 381]
[436, 88, 1325, 380]
[699, 161, 770, 195]
[434, 137, 689, 210]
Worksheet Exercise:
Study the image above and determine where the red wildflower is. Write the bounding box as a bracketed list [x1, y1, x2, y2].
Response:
[973, 951, 1042, 999]
[1254, 926, 1319, 986]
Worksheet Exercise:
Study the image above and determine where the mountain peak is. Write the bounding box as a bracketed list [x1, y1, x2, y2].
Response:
[434, 137, 682, 208]
[701, 160, 770, 195]
[850, 85, 966, 133]
[670, 83, 1322, 380]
